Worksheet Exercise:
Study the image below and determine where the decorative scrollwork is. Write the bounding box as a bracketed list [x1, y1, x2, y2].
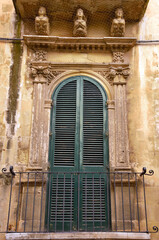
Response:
[147, 169, 154, 176]
[152, 226, 158, 233]
[2, 167, 7, 174]
[140, 167, 154, 176]
[2, 166, 15, 176]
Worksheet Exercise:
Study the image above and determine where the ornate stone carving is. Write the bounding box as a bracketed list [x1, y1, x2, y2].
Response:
[96, 70, 109, 79]
[33, 49, 47, 61]
[113, 52, 124, 63]
[35, 7, 50, 35]
[111, 8, 125, 37]
[30, 63, 64, 84]
[73, 8, 87, 37]
[96, 70, 113, 86]
[107, 66, 130, 82]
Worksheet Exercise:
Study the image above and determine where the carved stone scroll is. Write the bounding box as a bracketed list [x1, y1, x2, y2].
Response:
[73, 8, 87, 37]
[35, 7, 50, 35]
[111, 8, 125, 37]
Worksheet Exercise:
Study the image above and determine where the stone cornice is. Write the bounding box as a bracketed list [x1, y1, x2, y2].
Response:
[24, 36, 137, 53]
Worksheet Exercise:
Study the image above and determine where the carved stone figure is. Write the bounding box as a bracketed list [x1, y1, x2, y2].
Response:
[111, 8, 125, 37]
[35, 7, 50, 35]
[73, 8, 87, 37]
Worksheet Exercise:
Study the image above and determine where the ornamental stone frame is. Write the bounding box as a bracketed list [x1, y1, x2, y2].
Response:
[29, 62, 131, 172]
[25, 33, 136, 172]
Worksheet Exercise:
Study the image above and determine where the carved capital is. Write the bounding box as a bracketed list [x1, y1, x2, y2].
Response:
[30, 63, 64, 84]
[107, 66, 130, 83]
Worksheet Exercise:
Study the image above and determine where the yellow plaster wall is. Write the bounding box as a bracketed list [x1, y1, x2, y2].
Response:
[127, 0, 159, 238]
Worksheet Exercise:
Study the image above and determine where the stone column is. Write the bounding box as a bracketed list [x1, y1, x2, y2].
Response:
[109, 66, 130, 170]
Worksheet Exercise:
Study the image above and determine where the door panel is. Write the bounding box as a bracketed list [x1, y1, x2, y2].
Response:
[48, 76, 109, 232]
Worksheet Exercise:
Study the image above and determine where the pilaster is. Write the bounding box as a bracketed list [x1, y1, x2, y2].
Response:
[108, 66, 130, 170]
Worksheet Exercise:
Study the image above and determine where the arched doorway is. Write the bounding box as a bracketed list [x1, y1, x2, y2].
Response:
[48, 75, 110, 232]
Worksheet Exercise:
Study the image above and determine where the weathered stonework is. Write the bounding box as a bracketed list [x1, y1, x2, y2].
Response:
[111, 8, 125, 37]
[35, 7, 50, 35]
[73, 8, 87, 37]
[112, 52, 125, 63]
[33, 49, 47, 61]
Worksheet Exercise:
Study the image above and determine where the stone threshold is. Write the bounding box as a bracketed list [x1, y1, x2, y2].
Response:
[5, 232, 151, 240]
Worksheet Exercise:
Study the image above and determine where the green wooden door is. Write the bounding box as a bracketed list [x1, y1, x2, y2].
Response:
[48, 76, 110, 232]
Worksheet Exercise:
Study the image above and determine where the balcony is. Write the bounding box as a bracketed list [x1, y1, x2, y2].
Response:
[13, 0, 149, 22]
[0, 167, 158, 240]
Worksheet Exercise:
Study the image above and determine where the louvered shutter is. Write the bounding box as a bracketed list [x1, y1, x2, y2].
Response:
[80, 79, 108, 231]
[49, 80, 77, 231]
[54, 80, 76, 166]
[83, 80, 104, 166]
[49, 76, 109, 232]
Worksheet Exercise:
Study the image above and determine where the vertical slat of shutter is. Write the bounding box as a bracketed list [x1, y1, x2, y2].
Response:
[54, 81, 76, 166]
[83, 80, 104, 166]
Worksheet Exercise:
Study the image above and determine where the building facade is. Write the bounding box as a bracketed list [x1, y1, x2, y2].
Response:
[0, 0, 159, 240]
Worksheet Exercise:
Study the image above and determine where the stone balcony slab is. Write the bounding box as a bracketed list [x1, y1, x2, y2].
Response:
[5, 232, 151, 240]
[13, 0, 149, 22]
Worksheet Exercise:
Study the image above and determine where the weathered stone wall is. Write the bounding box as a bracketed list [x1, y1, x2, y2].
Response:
[127, 1, 159, 239]
[0, 0, 159, 239]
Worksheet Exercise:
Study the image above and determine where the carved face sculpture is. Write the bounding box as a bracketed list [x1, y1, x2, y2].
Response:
[77, 8, 84, 18]
[38, 7, 46, 16]
[115, 8, 123, 18]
